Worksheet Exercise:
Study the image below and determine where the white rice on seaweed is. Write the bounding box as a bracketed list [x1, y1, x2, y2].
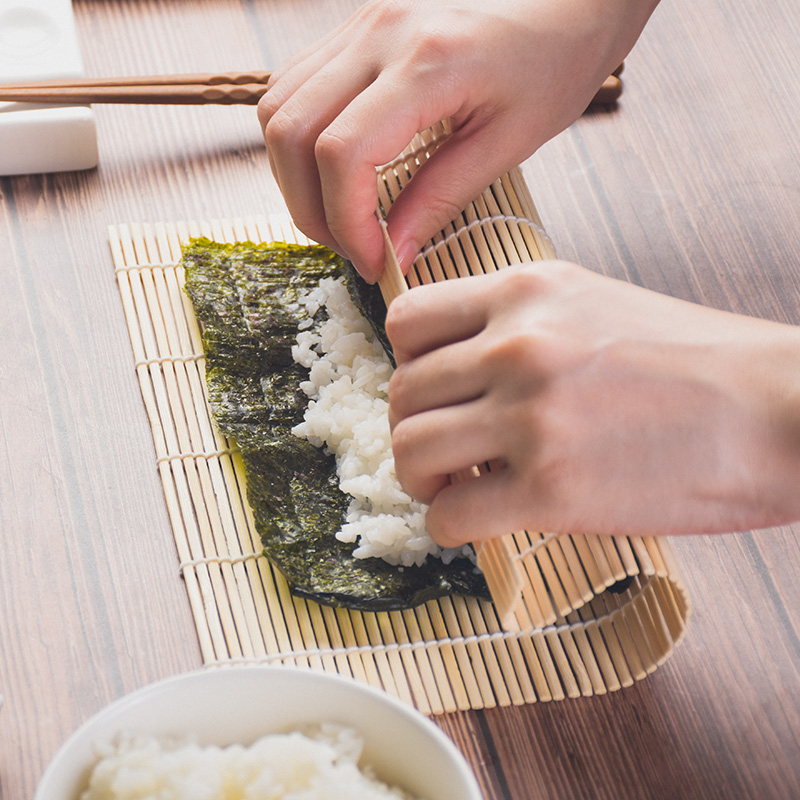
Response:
[291, 277, 474, 568]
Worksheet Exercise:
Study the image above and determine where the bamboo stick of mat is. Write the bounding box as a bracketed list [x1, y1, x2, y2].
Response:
[377, 219, 527, 631]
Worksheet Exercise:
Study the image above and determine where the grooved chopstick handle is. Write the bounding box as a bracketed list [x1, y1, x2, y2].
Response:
[0, 71, 272, 89]
[0, 83, 268, 105]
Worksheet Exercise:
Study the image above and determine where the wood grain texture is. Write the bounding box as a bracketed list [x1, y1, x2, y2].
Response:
[1, 1, 800, 798]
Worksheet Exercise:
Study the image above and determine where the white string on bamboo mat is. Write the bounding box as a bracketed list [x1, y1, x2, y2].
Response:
[134, 353, 204, 369]
[179, 552, 261, 570]
[199, 596, 636, 668]
[417, 215, 553, 262]
[115, 262, 177, 273]
[175, 531, 558, 572]
[514, 532, 559, 561]
[155, 447, 236, 466]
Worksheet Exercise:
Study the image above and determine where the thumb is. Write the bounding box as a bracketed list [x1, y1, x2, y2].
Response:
[387, 120, 533, 268]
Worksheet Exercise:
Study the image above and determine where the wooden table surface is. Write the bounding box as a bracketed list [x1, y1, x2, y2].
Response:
[2, 1, 800, 798]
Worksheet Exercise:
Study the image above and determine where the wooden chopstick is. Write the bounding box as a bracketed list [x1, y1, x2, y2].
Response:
[0, 71, 621, 106]
[0, 71, 271, 89]
[0, 84, 268, 105]
[593, 74, 622, 105]
[0, 70, 273, 105]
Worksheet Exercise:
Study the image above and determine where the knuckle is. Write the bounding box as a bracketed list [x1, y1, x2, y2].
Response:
[256, 96, 273, 130]
[361, 0, 409, 29]
[389, 415, 414, 463]
[424, 499, 465, 548]
[399, 15, 491, 96]
[426, 193, 467, 230]
[259, 108, 296, 150]
[262, 108, 304, 152]
[391, 419, 449, 507]
[391, 425, 435, 505]
[256, 83, 290, 130]
[481, 330, 542, 377]
[497, 263, 547, 303]
[384, 293, 414, 345]
[314, 127, 353, 170]
[294, 218, 334, 249]
[387, 366, 411, 415]
[391, 432, 421, 499]
[413, 26, 470, 67]
[400, 7, 477, 68]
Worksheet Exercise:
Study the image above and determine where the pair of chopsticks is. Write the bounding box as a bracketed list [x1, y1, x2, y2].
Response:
[0, 70, 622, 106]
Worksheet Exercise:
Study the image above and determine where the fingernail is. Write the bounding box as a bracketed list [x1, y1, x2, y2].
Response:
[351, 258, 379, 285]
[394, 240, 418, 275]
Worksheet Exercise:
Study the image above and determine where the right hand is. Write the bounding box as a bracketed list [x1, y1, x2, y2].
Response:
[386, 261, 800, 546]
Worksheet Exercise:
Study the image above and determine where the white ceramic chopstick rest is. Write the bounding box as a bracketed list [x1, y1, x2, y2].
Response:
[0, 0, 98, 175]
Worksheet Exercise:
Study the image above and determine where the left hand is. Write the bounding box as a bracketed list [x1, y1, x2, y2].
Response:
[257, 0, 657, 282]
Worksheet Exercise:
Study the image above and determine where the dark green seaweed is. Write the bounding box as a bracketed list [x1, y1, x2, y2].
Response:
[182, 238, 488, 610]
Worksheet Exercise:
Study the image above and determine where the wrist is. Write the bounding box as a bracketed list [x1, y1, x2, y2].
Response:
[721, 322, 800, 527]
[568, 0, 660, 74]
[757, 326, 800, 520]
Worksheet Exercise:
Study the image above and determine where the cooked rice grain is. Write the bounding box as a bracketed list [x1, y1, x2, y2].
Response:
[291, 278, 473, 568]
[81, 724, 419, 800]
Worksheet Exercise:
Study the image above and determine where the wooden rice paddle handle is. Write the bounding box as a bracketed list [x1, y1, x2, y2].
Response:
[378, 220, 525, 630]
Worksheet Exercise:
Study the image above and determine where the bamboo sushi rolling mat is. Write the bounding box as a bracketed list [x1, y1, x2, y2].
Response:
[108, 123, 690, 715]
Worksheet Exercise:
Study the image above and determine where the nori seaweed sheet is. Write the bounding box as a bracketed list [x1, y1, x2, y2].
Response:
[182, 238, 488, 611]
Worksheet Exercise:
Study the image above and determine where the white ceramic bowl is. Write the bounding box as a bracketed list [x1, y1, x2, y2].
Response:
[35, 666, 483, 800]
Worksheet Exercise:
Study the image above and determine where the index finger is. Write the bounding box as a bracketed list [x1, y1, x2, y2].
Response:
[315, 70, 467, 281]
[385, 273, 492, 364]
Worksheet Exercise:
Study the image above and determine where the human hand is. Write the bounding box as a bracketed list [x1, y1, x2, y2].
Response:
[386, 262, 800, 546]
[258, 0, 658, 281]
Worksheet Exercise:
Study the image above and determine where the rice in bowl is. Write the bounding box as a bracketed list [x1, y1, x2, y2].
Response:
[80, 724, 420, 800]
